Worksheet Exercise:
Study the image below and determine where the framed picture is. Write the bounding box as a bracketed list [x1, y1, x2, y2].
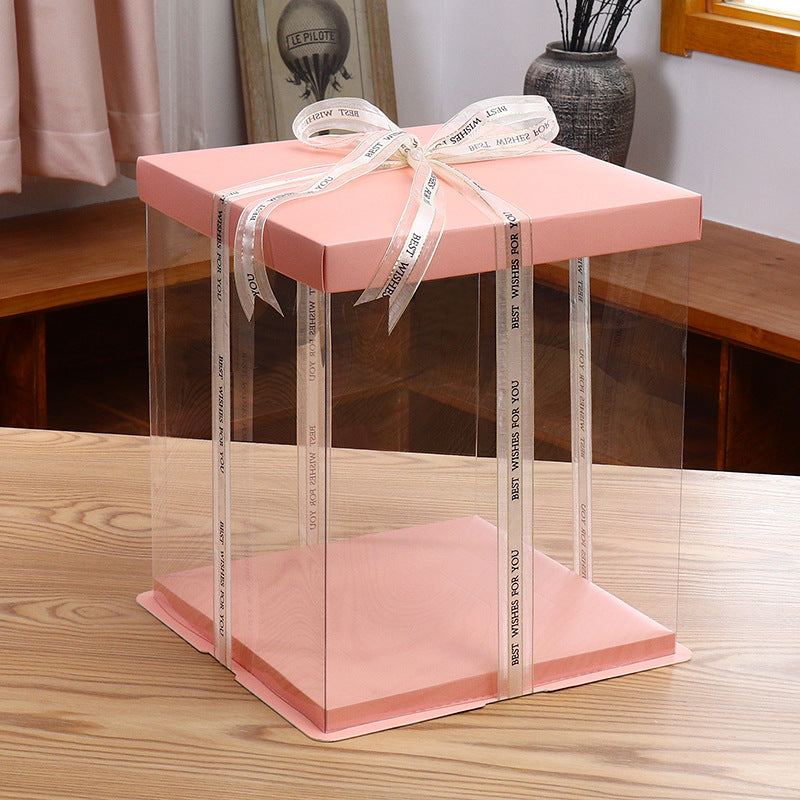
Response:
[234, 0, 397, 142]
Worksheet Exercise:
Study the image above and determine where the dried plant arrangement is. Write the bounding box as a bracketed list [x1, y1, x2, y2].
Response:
[555, 0, 643, 51]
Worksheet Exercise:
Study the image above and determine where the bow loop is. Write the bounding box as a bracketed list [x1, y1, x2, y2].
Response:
[426, 95, 559, 164]
[225, 96, 559, 327]
[292, 97, 403, 153]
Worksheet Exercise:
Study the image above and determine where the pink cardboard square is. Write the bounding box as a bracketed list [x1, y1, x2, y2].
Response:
[137, 126, 701, 294]
[138, 516, 690, 740]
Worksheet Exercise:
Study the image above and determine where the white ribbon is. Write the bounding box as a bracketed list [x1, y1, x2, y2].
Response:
[223, 95, 559, 330]
[209, 95, 561, 693]
[570, 257, 593, 582]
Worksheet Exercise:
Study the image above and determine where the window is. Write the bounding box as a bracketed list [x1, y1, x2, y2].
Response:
[730, 1, 799, 15]
[661, 0, 800, 71]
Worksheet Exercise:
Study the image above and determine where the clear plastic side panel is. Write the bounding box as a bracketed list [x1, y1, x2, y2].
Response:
[228, 271, 324, 732]
[324, 274, 491, 734]
[532, 247, 688, 692]
[590, 248, 687, 637]
[148, 208, 215, 640]
[148, 203, 687, 733]
[148, 210, 324, 730]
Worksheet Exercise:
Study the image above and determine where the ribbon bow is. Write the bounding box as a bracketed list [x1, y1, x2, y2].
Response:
[214, 95, 559, 332]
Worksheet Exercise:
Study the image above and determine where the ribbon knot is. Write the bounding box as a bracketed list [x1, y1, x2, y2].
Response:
[212, 95, 559, 331]
[404, 145, 425, 165]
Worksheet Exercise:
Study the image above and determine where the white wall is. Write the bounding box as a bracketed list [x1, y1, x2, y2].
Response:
[387, 0, 800, 244]
[387, 0, 553, 126]
[622, 4, 800, 244]
[3, 0, 798, 244]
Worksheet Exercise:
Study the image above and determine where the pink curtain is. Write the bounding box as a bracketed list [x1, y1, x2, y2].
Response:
[0, 0, 163, 194]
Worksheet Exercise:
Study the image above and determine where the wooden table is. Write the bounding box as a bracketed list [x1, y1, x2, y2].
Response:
[1, 427, 799, 799]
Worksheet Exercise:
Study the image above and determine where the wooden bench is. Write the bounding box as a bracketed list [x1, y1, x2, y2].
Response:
[684, 223, 800, 472]
[1, 199, 799, 472]
[0, 198, 147, 428]
[537, 222, 800, 472]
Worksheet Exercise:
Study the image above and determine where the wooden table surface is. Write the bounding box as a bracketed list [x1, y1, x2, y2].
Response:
[1, 427, 799, 800]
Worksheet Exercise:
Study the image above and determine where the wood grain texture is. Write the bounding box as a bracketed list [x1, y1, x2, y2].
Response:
[1, 193, 796, 365]
[660, 0, 703, 56]
[538, 220, 800, 362]
[716, 340, 730, 470]
[710, 0, 800, 32]
[682, 331, 721, 470]
[1, 428, 799, 799]
[0, 313, 46, 427]
[0, 199, 147, 317]
[364, 0, 397, 122]
[232, 0, 274, 144]
[725, 344, 800, 474]
[662, 0, 800, 71]
[686, 12, 800, 72]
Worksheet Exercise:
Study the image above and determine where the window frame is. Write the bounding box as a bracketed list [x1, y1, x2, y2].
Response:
[661, 0, 800, 71]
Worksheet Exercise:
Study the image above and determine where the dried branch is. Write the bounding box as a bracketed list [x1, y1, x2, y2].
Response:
[554, 0, 640, 52]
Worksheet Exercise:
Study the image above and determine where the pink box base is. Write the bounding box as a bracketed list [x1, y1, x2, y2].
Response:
[138, 516, 689, 740]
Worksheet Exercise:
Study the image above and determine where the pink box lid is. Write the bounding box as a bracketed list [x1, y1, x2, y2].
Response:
[137, 126, 701, 293]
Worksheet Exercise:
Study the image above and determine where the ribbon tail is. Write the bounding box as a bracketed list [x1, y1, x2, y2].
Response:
[426, 159, 536, 699]
[356, 153, 445, 333]
[234, 130, 412, 320]
[224, 169, 335, 320]
[210, 191, 233, 669]
[385, 207, 444, 333]
[234, 195, 290, 322]
[233, 247, 282, 322]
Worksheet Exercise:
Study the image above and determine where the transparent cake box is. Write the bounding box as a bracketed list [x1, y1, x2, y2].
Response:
[137, 120, 701, 740]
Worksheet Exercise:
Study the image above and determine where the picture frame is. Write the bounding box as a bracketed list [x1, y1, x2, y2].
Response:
[234, 0, 397, 143]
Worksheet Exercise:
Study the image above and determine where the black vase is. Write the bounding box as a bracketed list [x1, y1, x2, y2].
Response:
[524, 42, 635, 166]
